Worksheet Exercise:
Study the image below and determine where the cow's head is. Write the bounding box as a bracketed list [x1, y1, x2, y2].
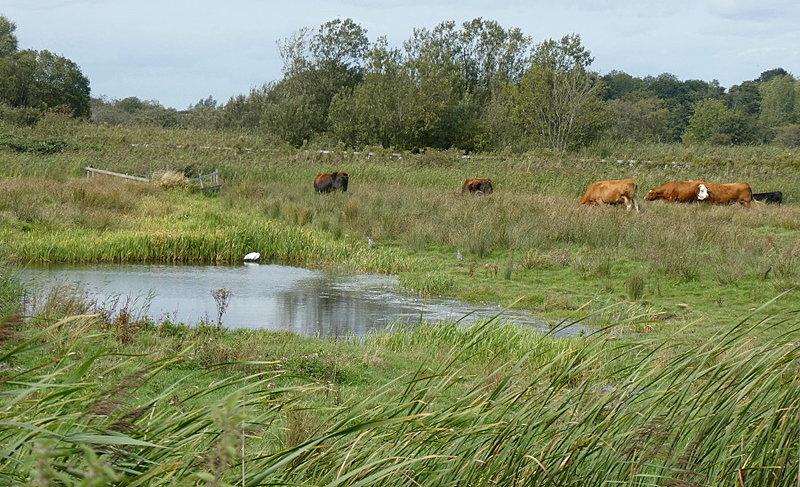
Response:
[644, 189, 660, 201]
[331, 172, 349, 190]
[697, 184, 708, 200]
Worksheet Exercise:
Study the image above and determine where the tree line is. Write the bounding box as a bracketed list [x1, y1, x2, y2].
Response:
[2, 14, 799, 151]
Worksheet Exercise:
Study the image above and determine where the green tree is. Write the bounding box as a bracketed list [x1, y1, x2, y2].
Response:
[757, 67, 789, 83]
[683, 98, 732, 144]
[0, 15, 18, 57]
[405, 18, 530, 97]
[639, 73, 724, 141]
[400, 19, 531, 150]
[600, 70, 647, 100]
[0, 49, 90, 117]
[726, 81, 761, 116]
[507, 34, 604, 151]
[90, 96, 179, 127]
[310, 18, 369, 72]
[759, 74, 796, 129]
[604, 97, 670, 142]
[773, 124, 800, 146]
[254, 18, 370, 144]
[328, 37, 458, 149]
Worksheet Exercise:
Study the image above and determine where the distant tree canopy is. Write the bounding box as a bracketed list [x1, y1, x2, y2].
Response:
[0, 15, 18, 58]
[0, 49, 90, 117]
[208, 18, 800, 151]
[90, 96, 179, 127]
[4, 13, 800, 150]
[0, 15, 90, 119]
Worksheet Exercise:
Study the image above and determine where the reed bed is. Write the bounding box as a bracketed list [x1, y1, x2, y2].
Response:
[2, 299, 799, 485]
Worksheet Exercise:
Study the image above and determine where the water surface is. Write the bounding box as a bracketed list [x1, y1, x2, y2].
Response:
[19, 263, 585, 338]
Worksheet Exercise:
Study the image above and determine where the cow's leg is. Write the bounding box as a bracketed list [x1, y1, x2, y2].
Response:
[620, 196, 632, 211]
[632, 198, 640, 212]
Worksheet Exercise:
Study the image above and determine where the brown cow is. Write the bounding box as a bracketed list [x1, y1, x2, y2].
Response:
[578, 178, 639, 211]
[699, 182, 753, 208]
[645, 180, 708, 203]
[313, 172, 349, 193]
[462, 178, 493, 195]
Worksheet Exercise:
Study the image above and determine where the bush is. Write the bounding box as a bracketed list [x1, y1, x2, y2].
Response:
[0, 133, 68, 153]
[773, 124, 800, 146]
[0, 103, 41, 126]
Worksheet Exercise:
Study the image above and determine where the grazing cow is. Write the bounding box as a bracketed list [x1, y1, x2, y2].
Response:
[578, 178, 639, 211]
[313, 172, 349, 193]
[753, 191, 783, 205]
[699, 182, 753, 208]
[462, 178, 494, 195]
[644, 180, 708, 203]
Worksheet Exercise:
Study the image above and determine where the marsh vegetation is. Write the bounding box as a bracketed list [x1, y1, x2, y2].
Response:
[1, 120, 799, 484]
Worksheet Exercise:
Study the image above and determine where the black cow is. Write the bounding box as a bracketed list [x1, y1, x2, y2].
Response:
[753, 191, 783, 205]
[313, 172, 349, 193]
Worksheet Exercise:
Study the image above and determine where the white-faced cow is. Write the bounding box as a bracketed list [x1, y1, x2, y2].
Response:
[699, 182, 753, 208]
[644, 180, 708, 203]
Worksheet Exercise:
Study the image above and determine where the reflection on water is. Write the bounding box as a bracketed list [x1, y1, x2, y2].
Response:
[18, 263, 586, 338]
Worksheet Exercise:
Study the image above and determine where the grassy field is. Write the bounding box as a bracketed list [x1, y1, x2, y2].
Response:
[1, 117, 799, 332]
[2, 117, 800, 484]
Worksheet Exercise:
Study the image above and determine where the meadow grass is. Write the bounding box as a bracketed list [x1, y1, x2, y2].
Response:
[1, 121, 799, 333]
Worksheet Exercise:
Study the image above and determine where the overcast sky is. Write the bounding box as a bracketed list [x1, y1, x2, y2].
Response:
[4, 0, 799, 109]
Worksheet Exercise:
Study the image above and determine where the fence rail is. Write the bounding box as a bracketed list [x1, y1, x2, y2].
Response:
[84, 166, 222, 190]
[84, 166, 150, 182]
[189, 170, 222, 190]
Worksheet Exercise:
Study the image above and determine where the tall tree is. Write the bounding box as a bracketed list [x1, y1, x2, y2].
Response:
[726, 81, 761, 115]
[0, 49, 90, 117]
[328, 36, 458, 149]
[405, 18, 530, 96]
[507, 34, 604, 151]
[759, 74, 796, 129]
[264, 18, 369, 144]
[601, 70, 647, 100]
[683, 98, 733, 144]
[400, 19, 531, 149]
[758, 67, 790, 83]
[0, 15, 18, 58]
[605, 97, 670, 142]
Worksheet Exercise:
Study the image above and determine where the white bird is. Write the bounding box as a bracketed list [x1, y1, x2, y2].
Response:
[367, 237, 377, 248]
[243, 252, 261, 261]
[456, 250, 463, 261]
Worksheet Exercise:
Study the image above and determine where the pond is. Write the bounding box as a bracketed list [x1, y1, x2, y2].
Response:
[18, 263, 586, 338]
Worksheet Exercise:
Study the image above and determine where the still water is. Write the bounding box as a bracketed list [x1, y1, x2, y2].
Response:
[19, 263, 584, 338]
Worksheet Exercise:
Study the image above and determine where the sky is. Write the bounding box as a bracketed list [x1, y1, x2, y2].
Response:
[3, 0, 800, 109]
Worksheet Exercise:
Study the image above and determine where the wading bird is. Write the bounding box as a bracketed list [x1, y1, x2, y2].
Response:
[243, 252, 261, 261]
[456, 250, 463, 261]
[368, 237, 377, 248]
